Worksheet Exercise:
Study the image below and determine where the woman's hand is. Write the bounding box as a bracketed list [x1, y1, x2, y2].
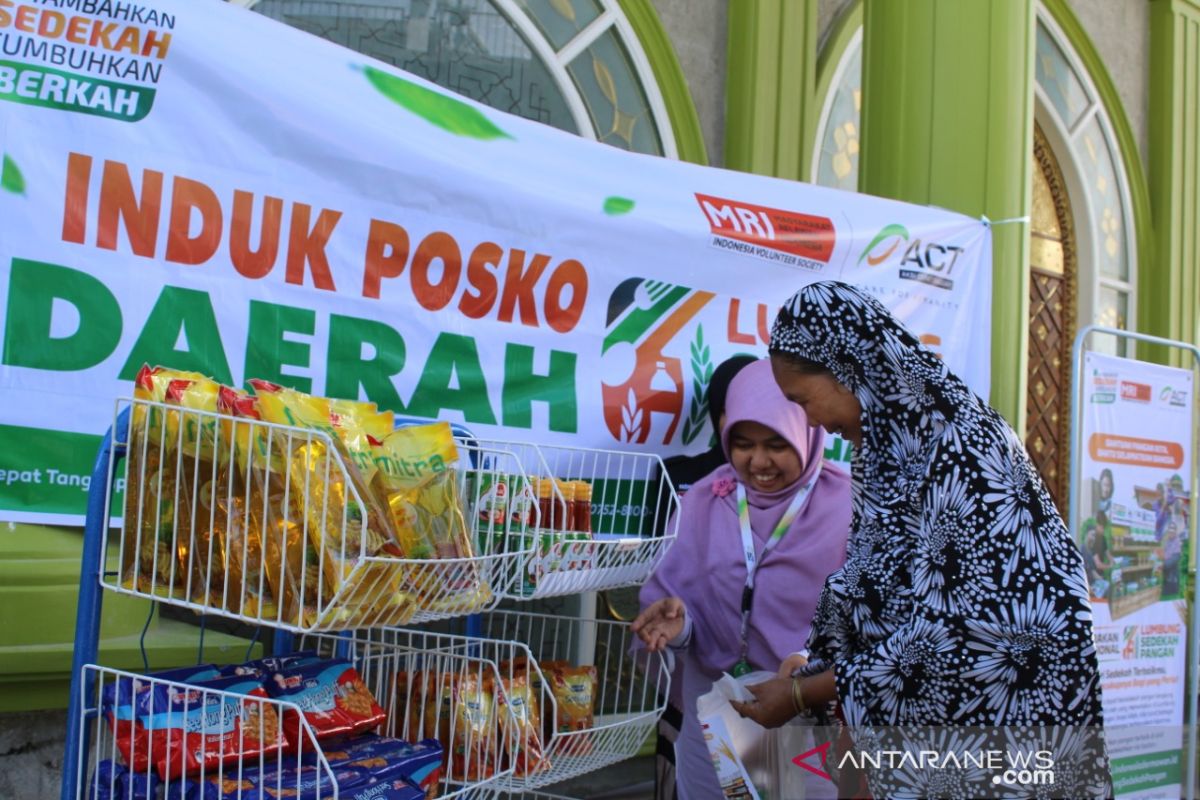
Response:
[730, 676, 798, 728]
[777, 652, 808, 678]
[631, 597, 686, 651]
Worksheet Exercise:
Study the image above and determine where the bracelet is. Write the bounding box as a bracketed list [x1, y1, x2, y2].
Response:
[791, 677, 807, 715]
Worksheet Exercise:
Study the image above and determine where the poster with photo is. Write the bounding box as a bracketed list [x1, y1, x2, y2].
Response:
[1079, 351, 1193, 798]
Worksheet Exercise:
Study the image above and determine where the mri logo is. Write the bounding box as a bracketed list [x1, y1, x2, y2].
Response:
[858, 222, 965, 290]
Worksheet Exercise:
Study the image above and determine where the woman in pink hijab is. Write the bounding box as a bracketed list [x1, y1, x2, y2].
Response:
[634, 358, 852, 800]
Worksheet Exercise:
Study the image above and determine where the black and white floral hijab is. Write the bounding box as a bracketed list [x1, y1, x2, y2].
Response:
[771, 282, 1110, 797]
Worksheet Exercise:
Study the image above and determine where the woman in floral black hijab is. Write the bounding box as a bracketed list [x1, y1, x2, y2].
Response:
[734, 281, 1110, 798]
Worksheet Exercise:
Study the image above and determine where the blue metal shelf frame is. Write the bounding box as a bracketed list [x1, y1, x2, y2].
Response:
[60, 410, 488, 800]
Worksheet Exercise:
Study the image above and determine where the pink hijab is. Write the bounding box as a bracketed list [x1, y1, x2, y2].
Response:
[640, 358, 852, 679]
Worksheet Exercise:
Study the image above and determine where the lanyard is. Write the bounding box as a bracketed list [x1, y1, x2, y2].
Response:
[732, 481, 813, 675]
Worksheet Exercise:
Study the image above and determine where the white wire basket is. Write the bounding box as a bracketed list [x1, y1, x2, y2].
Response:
[469, 440, 680, 599]
[108, 399, 536, 632]
[74, 630, 523, 799]
[356, 612, 669, 792]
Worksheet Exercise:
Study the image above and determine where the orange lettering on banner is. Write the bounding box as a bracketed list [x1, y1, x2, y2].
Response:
[362, 218, 409, 299]
[410, 231, 461, 312]
[286, 204, 340, 291]
[66, 16, 88, 45]
[726, 298, 756, 345]
[1087, 433, 1185, 469]
[458, 242, 503, 319]
[165, 177, 223, 265]
[230, 191, 283, 279]
[96, 160, 163, 258]
[37, 9, 64, 37]
[498, 249, 550, 327]
[543, 259, 587, 333]
[61, 152, 93, 245]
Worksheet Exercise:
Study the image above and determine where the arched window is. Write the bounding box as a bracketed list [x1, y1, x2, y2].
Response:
[811, 8, 1138, 347]
[235, 0, 676, 157]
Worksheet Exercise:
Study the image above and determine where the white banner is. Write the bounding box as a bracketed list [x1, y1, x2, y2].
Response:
[0, 0, 992, 523]
[1079, 352, 1192, 798]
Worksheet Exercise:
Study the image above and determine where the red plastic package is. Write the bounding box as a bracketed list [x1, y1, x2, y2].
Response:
[266, 658, 386, 746]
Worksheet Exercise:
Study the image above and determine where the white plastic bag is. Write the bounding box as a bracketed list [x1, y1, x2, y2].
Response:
[696, 671, 837, 800]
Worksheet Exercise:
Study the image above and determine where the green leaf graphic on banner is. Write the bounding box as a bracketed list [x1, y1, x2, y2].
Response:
[1, 154, 25, 195]
[363, 65, 511, 140]
[603, 196, 635, 215]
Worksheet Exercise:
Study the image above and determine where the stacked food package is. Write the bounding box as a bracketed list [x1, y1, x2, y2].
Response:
[94, 654, 444, 800]
[469, 474, 596, 595]
[120, 365, 490, 627]
[392, 657, 599, 781]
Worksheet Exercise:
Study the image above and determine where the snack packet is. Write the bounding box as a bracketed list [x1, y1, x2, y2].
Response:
[252, 382, 413, 628]
[103, 664, 222, 773]
[180, 764, 420, 800]
[88, 760, 161, 800]
[373, 422, 490, 613]
[497, 673, 551, 777]
[266, 658, 386, 746]
[549, 665, 597, 757]
[108, 671, 286, 780]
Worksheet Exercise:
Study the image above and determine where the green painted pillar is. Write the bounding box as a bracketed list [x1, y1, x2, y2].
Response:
[859, 0, 1036, 431]
[725, 0, 819, 179]
[1148, 0, 1200, 356]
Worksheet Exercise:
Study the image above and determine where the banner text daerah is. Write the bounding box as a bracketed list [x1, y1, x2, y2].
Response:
[2, 258, 580, 431]
[62, 152, 589, 333]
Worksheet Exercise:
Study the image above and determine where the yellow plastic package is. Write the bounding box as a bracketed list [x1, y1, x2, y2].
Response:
[209, 386, 280, 620]
[251, 381, 414, 628]
[122, 365, 209, 599]
[373, 422, 491, 614]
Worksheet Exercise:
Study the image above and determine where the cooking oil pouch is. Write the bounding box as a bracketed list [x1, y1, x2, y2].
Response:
[329, 399, 393, 486]
[215, 387, 294, 622]
[374, 423, 490, 613]
[122, 366, 212, 599]
[252, 383, 412, 628]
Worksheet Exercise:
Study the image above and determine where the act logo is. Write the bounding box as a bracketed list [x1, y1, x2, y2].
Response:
[859, 223, 910, 266]
[858, 222, 965, 290]
[1160, 386, 1189, 408]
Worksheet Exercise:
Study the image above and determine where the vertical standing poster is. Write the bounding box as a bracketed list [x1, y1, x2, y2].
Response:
[1079, 352, 1193, 798]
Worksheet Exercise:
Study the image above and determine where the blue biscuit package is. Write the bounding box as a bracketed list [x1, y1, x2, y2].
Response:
[220, 653, 321, 680]
[179, 764, 421, 800]
[101, 664, 222, 710]
[317, 736, 444, 797]
[88, 760, 161, 800]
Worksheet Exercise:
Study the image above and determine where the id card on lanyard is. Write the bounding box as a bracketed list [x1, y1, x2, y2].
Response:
[732, 481, 813, 676]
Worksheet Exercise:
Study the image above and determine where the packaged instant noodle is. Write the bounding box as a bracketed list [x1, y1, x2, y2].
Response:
[373, 422, 490, 613]
[251, 382, 414, 628]
[497, 673, 550, 777]
[413, 671, 456, 745]
[548, 664, 597, 756]
[265, 658, 386, 746]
